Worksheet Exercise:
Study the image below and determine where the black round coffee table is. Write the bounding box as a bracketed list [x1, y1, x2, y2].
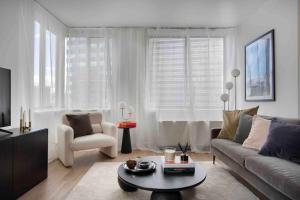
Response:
[118, 156, 206, 200]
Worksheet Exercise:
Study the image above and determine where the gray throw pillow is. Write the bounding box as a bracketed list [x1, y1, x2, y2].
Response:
[233, 114, 253, 144]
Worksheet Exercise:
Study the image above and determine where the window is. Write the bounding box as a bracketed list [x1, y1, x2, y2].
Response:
[65, 37, 110, 109]
[33, 21, 57, 109]
[33, 21, 40, 107]
[44, 30, 57, 107]
[147, 37, 223, 110]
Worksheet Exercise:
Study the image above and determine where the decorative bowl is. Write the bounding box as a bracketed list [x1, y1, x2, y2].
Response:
[123, 161, 156, 174]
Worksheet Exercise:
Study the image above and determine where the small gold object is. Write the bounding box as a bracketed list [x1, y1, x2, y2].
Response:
[19, 106, 32, 133]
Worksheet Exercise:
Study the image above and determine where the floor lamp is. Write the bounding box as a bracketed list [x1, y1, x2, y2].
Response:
[220, 93, 229, 111]
[225, 82, 233, 110]
[231, 69, 241, 110]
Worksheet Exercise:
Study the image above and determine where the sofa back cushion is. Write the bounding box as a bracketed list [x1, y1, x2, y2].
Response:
[259, 121, 300, 164]
[66, 114, 93, 138]
[243, 115, 271, 150]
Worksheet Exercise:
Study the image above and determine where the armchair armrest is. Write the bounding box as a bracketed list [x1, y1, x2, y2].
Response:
[57, 124, 74, 145]
[211, 128, 222, 139]
[102, 121, 118, 139]
[57, 124, 74, 166]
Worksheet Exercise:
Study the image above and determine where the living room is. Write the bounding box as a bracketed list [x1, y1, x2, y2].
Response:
[0, 0, 299, 200]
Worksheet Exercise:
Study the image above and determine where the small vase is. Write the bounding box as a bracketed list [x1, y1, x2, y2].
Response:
[180, 153, 189, 162]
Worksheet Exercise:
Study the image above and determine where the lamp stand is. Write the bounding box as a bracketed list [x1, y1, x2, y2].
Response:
[234, 77, 237, 110]
[227, 90, 230, 111]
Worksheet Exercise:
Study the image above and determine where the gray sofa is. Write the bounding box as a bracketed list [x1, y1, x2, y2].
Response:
[211, 117, 300, 200]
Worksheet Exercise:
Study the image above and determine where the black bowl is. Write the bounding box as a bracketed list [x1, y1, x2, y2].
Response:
[138, 161, 151, 169]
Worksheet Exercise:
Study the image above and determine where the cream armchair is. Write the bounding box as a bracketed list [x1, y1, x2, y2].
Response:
[57, 112, 118, 167]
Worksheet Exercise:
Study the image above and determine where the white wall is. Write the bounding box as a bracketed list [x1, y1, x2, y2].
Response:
[0, 0, 20, 126]
[236, 0, 299, 118]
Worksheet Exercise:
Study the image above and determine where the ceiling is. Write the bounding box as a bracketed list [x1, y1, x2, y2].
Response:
[36, 0, 269, 28]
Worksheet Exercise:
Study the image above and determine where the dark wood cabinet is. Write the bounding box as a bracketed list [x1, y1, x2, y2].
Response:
[0, 138, 13, 200]
[0, 129, 48, 199]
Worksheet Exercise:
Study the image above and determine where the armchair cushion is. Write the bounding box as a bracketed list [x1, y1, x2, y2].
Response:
[71, 133, 116, 151]
[89, 112, 103, 133]
[66, 114, 93, 138]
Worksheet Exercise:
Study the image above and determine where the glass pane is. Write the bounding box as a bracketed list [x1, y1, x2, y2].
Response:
[44, 30, 56, 107]
[33, 21, 40, 107]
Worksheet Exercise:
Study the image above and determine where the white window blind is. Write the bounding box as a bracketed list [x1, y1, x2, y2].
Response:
[148, 37, 223, 111]
[190, 38, 223, 109]
[148, 38, 187, 109]
[65, 37, 110, 109]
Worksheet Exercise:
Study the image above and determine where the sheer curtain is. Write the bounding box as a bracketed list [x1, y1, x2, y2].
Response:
[108, 28, 159, 151]
[146, 28, 236, 151]
[65, 28, 236, 152]
[65, 30, 110, 110]
[147, 28, 236, 121]
[32, 2, 67, 162]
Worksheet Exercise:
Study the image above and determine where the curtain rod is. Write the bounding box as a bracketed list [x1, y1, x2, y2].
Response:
[69, 26, 236, 30]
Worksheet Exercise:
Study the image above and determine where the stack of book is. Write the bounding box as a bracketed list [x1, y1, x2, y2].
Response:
[161, 156, 195, 174]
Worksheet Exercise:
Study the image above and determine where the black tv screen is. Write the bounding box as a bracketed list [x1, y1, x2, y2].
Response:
[0, 67, 11, 127]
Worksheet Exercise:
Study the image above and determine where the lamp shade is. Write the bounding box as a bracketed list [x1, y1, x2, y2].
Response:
[225, 82, 233, 90]
[220, 93, 229, 102]
[231, 69, 240, 77]
[118, 101, 127, 109]
[128, 106, 135, 114]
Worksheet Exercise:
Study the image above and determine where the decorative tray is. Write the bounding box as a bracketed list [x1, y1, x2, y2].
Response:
[123, 161, 156, 174]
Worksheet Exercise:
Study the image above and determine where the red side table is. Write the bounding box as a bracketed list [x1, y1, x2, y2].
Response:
[117, 121, 136, 154]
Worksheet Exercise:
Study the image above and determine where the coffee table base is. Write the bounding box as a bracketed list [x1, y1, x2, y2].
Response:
[118, 177, 137, 192]
[151, 191, 182, 200]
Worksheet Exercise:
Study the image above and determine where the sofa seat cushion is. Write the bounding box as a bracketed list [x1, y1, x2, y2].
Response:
[245, 156, 300, 200]
[212, 139, 258, 167]
[71, 133, 116, 151]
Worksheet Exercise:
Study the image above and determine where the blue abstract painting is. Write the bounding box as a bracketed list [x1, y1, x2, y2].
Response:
[245, 30, 275, 101]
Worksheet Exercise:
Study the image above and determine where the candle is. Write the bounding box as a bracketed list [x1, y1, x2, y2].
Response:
[20, 106, 23, 119]
[164, 147, 176, 162]
[23, 111, 26, 127]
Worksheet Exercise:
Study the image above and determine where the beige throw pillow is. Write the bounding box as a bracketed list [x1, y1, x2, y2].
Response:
[217, 106, 259, 140]
[242, 115, 271, 150]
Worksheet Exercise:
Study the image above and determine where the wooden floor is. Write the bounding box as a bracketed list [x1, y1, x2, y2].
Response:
[19, 150, 212, 200]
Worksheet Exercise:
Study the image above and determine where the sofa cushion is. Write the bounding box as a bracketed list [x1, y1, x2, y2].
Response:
[217, 106, 259, 140]
[212, 139, 258, 167]
[245, 156, 300, 200]
[233, 114, 253, 144]
[89, 112, 103, 133]
[71, 133, 116, 151]
[259, 121, 300, 164]
[243, 115, 271, 150]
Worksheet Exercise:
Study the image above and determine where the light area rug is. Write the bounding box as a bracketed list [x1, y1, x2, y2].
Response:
[66, 162, 259, 200]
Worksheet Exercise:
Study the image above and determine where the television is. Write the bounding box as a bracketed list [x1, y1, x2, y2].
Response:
[0, 67, 11, 133]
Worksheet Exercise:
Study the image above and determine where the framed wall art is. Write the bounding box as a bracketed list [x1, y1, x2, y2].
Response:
[245, 29, 275, 101]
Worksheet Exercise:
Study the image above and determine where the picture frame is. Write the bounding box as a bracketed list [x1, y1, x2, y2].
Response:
[245, 29, 275, 101]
